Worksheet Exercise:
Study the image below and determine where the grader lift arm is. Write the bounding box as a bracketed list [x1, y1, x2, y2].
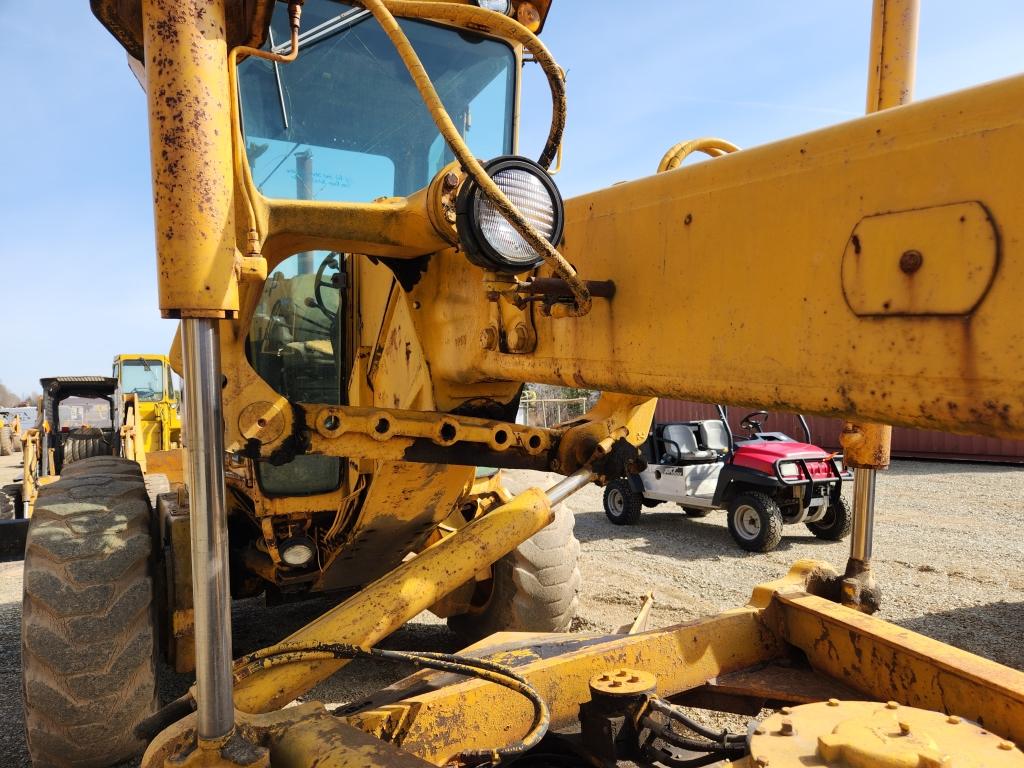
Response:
[50, 0, 1024, 766]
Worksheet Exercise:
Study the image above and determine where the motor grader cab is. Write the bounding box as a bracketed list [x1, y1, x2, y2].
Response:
[22, 0, 1024, 766]
[113, 353, 182, 458]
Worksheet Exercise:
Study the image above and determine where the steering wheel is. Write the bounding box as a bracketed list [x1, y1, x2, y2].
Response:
[739, 411, 769, 435]
[313, 253, 342, 321]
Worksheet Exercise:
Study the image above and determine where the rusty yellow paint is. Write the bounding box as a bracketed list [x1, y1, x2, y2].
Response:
[771, 590, 1024, 747]
[751, 700, 1024, 768]
[841, 203, 997, 317]
[348, 607, 778, 765]
[458, 74, 1024, 439]
[140, 0, 238, 318]
[232, 486, 556, 713]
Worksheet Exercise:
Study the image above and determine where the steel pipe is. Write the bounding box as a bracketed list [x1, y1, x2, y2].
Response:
[546, 468, 595, 506]
[181, 318, 235, 740]
[848, 468, 876, 564]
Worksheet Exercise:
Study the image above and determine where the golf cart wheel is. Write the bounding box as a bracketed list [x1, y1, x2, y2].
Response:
[727, 491, 783, 552]
[603, 480, 643, 525]
[807, 496, 853, 540]
[680, 505, 711, 518]
[448, 499, 580, 642]
[22, 457, 158, 768]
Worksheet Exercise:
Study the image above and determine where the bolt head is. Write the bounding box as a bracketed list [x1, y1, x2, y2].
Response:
[443, 171, 460, 189]
[899, 249, 924, 274]
[886, 701, 900, 710]
[999, 741, 1015, 751]
[899, 721, 912, 735]
[828, 698, 840, 707]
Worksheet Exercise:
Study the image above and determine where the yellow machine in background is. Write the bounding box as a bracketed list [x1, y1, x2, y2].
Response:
[113, 352, 184, 487]
[18, 1, 1024, 767]
[113, 353, 182, 457]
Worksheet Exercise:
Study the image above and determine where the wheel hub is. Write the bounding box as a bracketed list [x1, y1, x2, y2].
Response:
[735, 504, 761, 538]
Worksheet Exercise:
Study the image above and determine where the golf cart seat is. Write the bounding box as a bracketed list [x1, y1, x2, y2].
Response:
[698, 420, 730, 454]
[660, 424, 716, 463]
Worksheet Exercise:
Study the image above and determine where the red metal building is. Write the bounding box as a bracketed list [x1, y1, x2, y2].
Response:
[654, 400, 1024, 464]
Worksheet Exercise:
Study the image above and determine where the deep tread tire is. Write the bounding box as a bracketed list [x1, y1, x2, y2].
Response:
[0, 425, 11, 456]
[727, 491, 784, 552]
[680, 505, 711, 518]
[448, 501, 581, 642]
[63, 427, 110, 466]
[0, 484, 15, 520]
[22, 456, 158, 768]
[603, 480, 643, 525]
[806, 496, 853, 540]
[13, 431, 22, 452]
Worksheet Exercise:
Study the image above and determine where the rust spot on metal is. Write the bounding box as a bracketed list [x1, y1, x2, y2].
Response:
[899, 249, 923, 274]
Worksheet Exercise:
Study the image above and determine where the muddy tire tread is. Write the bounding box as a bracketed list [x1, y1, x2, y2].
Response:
[22, 456, 157, 768]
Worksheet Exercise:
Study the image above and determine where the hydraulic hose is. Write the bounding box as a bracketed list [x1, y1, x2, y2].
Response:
[657, 137, 740, 173]
[233, 641, 550, 763]
[228, 2, 305, 252]
[362, 0, 591, 317]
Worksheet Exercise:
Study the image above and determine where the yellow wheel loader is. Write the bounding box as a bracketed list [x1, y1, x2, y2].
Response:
[113, 353, 182, 455]
[21, 0, 1024, 766]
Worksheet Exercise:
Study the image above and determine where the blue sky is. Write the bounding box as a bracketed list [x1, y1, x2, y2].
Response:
[1, 1, 1023, 396]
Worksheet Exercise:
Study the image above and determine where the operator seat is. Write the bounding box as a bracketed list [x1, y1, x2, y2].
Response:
[660, 424, 715, 463]
[698, 420, 731, 455]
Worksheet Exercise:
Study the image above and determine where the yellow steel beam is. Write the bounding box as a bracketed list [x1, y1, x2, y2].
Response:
[231, 487, 556, 713]
[337, 563, 1024, 765]
[348, 608, 779, 765]
[772, 591, 1024, 746]
[456, 74, 1024, 439]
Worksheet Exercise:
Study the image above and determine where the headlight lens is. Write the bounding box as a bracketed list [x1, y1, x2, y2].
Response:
[280, 536, 316, 566]
[779, 461, 801, 479]
[473, 0, 512, 13]
[456, 156, 564, 273]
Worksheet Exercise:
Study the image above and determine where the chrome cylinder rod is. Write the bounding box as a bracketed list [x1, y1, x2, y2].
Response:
[181, 318, 234, 740]
[546, 468, 596, 506]
[849, 468, 876, 564]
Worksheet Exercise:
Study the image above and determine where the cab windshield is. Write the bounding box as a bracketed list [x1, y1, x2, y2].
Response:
[238, 0, 516, 203]
[121, 359, 165, 402]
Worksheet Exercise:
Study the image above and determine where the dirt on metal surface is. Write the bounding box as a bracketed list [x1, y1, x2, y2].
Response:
[0, 454, 1021, 766]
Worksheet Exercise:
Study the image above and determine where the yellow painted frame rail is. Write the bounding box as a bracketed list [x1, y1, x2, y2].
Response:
[455, 73, 1024, 439]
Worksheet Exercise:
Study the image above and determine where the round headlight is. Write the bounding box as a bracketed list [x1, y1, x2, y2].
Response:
[456, 156, 564, 273]
[280, 536, 316, 567]
[472, 0, 512, 14]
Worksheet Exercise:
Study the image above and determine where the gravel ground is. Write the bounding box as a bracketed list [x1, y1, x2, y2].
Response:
[0, 453, 1021, 765]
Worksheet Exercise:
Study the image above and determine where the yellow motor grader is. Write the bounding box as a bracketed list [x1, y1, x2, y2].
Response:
[22, 0, 1024, 767]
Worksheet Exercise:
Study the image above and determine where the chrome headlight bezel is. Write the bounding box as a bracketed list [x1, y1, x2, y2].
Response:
[455, 155, 565, 274]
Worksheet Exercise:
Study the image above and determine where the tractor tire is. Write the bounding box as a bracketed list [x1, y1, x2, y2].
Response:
[0, 426, 11, 456]
[0, 484, 15, 520]
[680, 505, 711, 518]
[448, 500, 581, 643]
[603, 480, 644, 525]
[806, 496, 853, 540]
[727, 491, 784, 552]
[22, 456, 158, 768]
[63, 427, 110, 466]
[13, 431, 22, 452]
